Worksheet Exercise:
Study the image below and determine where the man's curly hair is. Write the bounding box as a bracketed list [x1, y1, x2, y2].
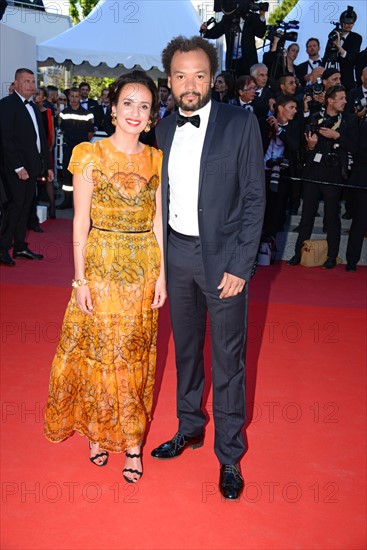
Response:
[162, 35, 219, 77]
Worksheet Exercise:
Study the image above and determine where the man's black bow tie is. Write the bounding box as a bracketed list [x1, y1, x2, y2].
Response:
[176, 113, 200, 128]
[24, 99, 30, 104]
[312, 60, 321, 65]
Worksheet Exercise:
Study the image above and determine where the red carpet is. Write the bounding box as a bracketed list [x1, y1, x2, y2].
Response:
[1, 220, 366, 550]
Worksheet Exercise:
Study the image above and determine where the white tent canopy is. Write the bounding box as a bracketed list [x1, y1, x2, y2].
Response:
[37, 0, 201, 76]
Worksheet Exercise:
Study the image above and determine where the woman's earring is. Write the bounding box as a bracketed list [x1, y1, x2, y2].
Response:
[144, 121, 152, 133]
[111, 112, 117, 126]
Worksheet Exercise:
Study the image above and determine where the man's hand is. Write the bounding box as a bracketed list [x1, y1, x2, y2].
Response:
[217, 272, 246, 299]
[355, 106, 367, 119]
[305, 131, 318, 149]
[319, 127, 340, 140]
[268, 98, 276, 113]
[47, 169, 54, 183]
[200, 22, 208, 33]
[16, 168, 29, 181]
[267, 115, 279, 132]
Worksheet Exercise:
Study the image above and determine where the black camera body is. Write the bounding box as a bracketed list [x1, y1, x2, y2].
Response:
[214, 0, 268, 15]
[353, 97, 367, 113]
[328, 21, 342, 42]
[266, 20, 299, 46]
[305, 115, 336, 135]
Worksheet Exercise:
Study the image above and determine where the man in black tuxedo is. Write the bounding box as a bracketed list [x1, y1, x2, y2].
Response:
[0, 68, 53, 266]
[79, 81, 99, 129]
[201, 1, 267, 77]
[322, 7, 362, 91]
[250, 63, 274, 120]
[296, 37, 324, 88]
[95, 87, 114, 134]
[150, 36, 265, 500]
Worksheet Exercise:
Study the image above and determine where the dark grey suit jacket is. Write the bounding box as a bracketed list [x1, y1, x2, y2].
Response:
[156, 101, 265, 290]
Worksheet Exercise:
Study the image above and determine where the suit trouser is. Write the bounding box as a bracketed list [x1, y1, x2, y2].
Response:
[346, 188, 367, 265]
[167, 230, 248, 464]
[263, 172, 288, 237]
[0, 172, 36, 252]
[295, 182, 342, 259]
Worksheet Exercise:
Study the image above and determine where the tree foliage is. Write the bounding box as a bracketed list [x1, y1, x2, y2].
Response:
[268, 0, 299, 25]
[72, 76, 115, 100]
[69, 0, 100, 23]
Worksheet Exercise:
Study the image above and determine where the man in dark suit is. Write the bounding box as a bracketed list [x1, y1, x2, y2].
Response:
[260, 94, 303, 231]
[79, 81, 99, 129]
[0, 68, 53, 266]
[296, 37, 324, 89]
[201, 1, 267, 77]
[346, 66, 367, 112]
[322, 7, 362, 90]
[250, 63, 274, 120]
[150, 36, 265, 500]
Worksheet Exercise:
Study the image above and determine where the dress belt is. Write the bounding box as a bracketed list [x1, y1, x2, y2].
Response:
[92, 226, 151, 233]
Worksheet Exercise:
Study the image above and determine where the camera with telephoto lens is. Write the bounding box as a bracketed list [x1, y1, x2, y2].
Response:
[328, 21, 342, 42]
[305, 115, 337, 135]
[266, 157, 290, 169]
[353, 97, 367, 113]
[266, 20, 299, 46]
[306, 78, 324, 97]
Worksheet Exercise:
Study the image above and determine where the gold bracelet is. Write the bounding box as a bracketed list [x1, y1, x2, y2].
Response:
[71, 278, 88, 288]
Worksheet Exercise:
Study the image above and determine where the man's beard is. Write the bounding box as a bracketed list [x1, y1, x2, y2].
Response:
[172, 88, 211, 113]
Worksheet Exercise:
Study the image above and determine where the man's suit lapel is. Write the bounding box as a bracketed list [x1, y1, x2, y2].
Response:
[198, 100, 218, 195]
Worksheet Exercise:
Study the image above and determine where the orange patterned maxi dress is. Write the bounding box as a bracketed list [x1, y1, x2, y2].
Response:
[44, 139, 162, 452]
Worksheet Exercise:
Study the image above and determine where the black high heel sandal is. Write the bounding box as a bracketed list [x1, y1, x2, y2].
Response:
[89, 441, 109, 467]
[122, 452, 143, 483]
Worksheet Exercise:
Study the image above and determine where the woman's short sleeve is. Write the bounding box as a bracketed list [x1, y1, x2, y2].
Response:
[68, 142, 95, 175]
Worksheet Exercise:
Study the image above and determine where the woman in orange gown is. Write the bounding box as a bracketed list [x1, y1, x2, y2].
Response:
[44, 71, 166, 483]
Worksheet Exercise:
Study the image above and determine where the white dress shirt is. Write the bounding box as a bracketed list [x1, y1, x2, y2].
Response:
[168, 100, 211, 236]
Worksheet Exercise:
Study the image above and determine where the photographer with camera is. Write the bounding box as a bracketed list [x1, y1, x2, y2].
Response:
[200, 1, 268, 76]
[263, 20, 299, 87]
[260, 94, 302, 239]
[303, 68, 342, 118]
[322, 6, 362, 90]
[288, 85, 359, 269]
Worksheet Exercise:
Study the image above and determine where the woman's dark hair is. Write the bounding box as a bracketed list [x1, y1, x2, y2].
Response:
[37, 86, 47, 98]
[162, 35, 218, 77]
[109, 70, 159, 124]
[216, 72, 236, 100]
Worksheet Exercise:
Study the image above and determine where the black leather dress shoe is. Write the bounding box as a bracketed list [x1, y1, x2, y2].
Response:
[346, 263, 357, 272]
[0, 251, 16, 266]
[28, 226, 44, 233]
[151, 432, 203, 459]
[322, 257, 336, 269]
[219, 464, 244, 501]
[287, 254, 301, 266]
[13, 248, 43, 260]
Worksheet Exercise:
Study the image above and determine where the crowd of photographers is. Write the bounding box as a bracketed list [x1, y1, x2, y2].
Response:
[200, 2, 366, 271]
